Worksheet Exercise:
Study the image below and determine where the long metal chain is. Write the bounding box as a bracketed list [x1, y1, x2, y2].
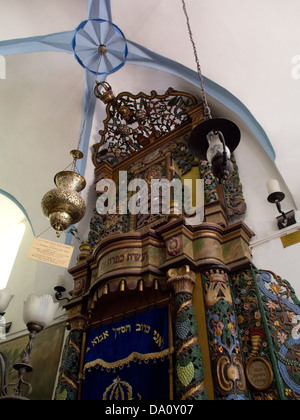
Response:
[76, 56, 103, 151]
[181, 0, 212, 120]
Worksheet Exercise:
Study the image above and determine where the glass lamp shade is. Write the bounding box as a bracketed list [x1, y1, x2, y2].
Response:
[206, 131, 231, 164]
[0, 289, 14, 313]
[188, 118, 241, 160]
[23, 294, 59, 330]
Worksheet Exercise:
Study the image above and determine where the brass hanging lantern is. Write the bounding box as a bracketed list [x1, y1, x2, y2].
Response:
[41, 150, 87, 233]
[40, 49, 106, 235]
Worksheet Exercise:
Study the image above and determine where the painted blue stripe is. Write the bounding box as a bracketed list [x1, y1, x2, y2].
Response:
[87, 0, 112, 21]
[76, 71, 106, 177]
[0, 31, 74, 56]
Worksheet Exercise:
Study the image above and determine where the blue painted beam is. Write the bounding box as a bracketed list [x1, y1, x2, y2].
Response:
[0, 31, 74, 56]
[87, 0, 112, 21]
[76, 71, 106, 176]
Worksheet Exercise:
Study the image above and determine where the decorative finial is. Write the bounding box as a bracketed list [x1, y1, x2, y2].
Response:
[94, 81, 115, 105]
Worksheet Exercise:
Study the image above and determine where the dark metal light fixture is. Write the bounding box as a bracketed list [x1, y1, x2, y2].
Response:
[267, 180, 297, 230]
[188, 118, 241, 181]
[54, 286, 70, 303]
[54, 276, 70, 303]
[182, 0, 241, 182]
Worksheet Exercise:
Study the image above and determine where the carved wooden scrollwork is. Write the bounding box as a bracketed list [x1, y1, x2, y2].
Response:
[93, 88, 197, 167]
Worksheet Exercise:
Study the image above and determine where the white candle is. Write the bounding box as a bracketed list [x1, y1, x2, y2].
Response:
[267, 179, 282, 196]
[57, 275, 66, 289]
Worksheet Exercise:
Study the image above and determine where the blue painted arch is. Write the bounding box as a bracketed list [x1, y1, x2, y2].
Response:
[0, 189, 35, 236]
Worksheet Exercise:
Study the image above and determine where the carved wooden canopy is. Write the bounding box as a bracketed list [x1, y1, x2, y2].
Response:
[65, 86, 252, 332]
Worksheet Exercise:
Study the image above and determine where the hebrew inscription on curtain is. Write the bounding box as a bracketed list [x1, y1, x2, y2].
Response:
[82, 307, 172, 400]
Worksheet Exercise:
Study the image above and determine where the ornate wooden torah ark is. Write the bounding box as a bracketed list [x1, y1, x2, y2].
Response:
[55, 85, 300, 401]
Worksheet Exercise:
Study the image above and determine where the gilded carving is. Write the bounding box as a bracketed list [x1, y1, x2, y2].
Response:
[77, 241, 93, 263]
[166, 237, 183, 257]
[202, 269, 248, 399]
[246, 357, 274, 391]
[72, 276, 88, 298]
[93, 88, 197, 167]
[204, 270, 233, 307]
[217, 356, 246, 393]
[167, 266, 196, 295]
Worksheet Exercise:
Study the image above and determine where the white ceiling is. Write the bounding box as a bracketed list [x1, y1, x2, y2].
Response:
[0, 0, 299, 239]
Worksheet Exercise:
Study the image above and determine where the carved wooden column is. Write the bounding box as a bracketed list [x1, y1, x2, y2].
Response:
[54, 330, 85, 400]
[167, 266, 207, 401]
[55, 255, 90, 400]
[202, 269, 248, 400]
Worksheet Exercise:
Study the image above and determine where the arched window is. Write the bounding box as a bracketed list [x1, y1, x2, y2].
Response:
[0, 193, 27, 289]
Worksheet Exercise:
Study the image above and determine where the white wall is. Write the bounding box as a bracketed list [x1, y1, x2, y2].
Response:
[235, 128, 300, 297]
[4, 217, 69, 340]
[251, 232, 300, 296]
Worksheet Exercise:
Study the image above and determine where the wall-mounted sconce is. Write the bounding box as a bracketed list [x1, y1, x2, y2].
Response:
[54, 276, 70, 303]
[267, 179, 297, 230]
[0, 294, 58, 400]
[0, 289, 14, 337]
[0, 289, 14, 317]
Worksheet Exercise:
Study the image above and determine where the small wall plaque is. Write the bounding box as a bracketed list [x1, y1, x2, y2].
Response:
[27, 237, 74, 268]
[246, 357, 274, 391]
[281, 230, 300, 249]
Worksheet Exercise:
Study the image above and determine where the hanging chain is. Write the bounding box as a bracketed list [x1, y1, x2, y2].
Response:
[181, 0, 212, 120]
[76, 56, 103, 152]
[68, 55, 103, 174]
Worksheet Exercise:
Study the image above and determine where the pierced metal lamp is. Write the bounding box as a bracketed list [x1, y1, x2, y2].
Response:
[41, 150, 87, 234]
[41, 48, 109, 235]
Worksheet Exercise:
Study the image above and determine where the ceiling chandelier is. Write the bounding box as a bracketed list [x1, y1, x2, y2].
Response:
[182, 0, 241, 182]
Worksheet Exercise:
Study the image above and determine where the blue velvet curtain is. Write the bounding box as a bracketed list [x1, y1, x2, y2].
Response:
[82, 306, 172, 400]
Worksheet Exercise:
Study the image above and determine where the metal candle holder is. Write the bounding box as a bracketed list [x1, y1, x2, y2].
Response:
[267, 180, 297, 230]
